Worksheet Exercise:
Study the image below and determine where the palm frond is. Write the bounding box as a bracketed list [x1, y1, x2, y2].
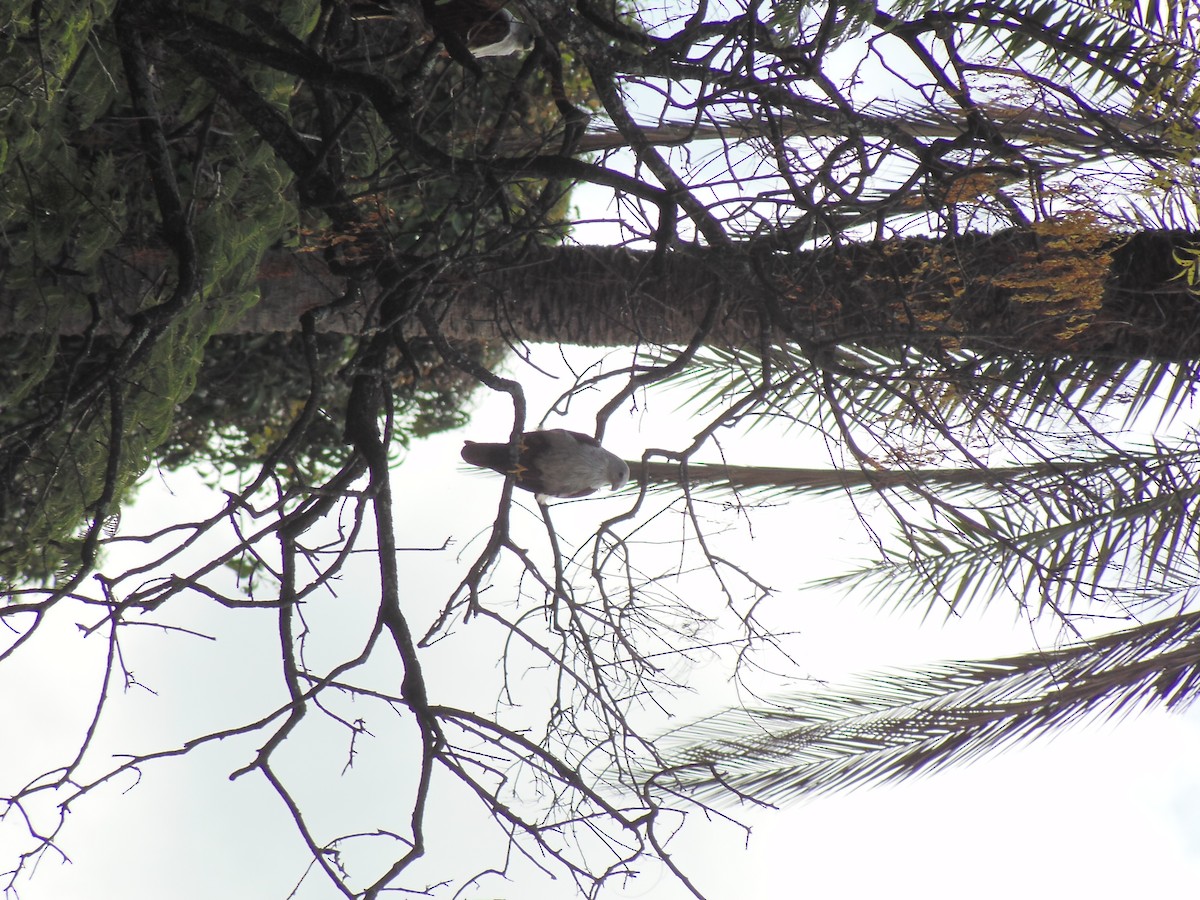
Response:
[891, 0, 1192, 102]
[627, 433, 1200, 620]
[653, 343, 1200, 448]
[823, 440, 1200, 616]
[628, 455, 1157, 503]
[578, 98, 1185, 164]
[645, 607, 1200, 806]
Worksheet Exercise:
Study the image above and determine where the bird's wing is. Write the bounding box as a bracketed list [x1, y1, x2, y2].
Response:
[557, 429, 600, 447]
[420, 0, 484, 72]
[560, 486, 599, 498]
[514, 466, 586, 497]
[515, 431, 597, 497]
[521, 429, 596, 453]
[534, 486, 598, 504]
[464, 8, 513, 49]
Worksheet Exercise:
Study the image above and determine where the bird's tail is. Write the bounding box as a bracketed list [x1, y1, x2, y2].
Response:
[461, 441, 510, 473]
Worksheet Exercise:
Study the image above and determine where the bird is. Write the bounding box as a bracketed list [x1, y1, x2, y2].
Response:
[461, 429, 629, 500]
[421, 0, 534, 59]
[348, 1, 534, 61]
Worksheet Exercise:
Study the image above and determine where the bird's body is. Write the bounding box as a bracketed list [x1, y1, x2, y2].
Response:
[349, 1, 534, 60]
[461, 429, 629, 500]
[422, 0, 534, 58]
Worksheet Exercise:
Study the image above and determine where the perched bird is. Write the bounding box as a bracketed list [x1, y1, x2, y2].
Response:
[421, 0, 535, 59]
[348, 1, 535, 62]
[461, 429, 629, 500]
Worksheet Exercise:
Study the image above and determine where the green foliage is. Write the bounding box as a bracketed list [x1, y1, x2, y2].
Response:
[820, 441, 1200, 617]
[0, 0, 595, 586]
[886, 0, 1191, 102]
[1172, 242, 1200, 289]
[0, 3, 121, 327]
[157, 332, 501, 486]
[654, 341, 1194, 455]
[766, 0, 874, 51]
[655, 336, 1200, 620]
[294, 17, 581, 256]
[0, 0, 310, 586]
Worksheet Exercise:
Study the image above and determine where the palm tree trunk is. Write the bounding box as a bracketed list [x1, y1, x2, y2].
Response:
[443, 228, 1199, 358]
[9, 228, 1198, 359]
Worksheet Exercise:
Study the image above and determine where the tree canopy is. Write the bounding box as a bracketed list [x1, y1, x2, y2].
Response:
[2, 0, 1200, 897]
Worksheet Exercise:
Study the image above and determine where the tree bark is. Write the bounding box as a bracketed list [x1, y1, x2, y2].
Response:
[444, 228, 1200, 359]
[7, 228, 1198, 359]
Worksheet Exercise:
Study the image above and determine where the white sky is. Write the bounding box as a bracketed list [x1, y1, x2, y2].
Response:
[4, 344, 1200, 900]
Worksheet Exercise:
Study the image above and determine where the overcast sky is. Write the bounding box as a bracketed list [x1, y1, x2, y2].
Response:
[4, 343, 1200, 900]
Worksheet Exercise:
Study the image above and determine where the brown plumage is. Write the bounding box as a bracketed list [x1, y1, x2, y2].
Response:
[461, 429, 629, 500]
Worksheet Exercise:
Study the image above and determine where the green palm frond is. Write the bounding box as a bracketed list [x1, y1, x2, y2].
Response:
[766, 0, 873, 51]
[628, 434, 1200, 620]
[645, 608, 1200, 806]
[823, 440, 1200, 617]
[889, 0, 1191, 102]
[657, 343, 961, 441]
[628, 456, 1141, 503]
[892, 353, 1200, 434]
[649, 341, 1200, 622]
[654, 343, 1198, 443]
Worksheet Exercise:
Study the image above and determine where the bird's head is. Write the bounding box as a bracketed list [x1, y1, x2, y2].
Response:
[608, 458, 630, 491]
